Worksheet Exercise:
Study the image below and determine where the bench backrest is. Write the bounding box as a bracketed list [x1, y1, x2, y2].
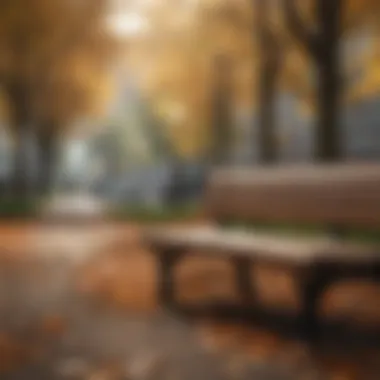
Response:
[204, 164, 380, 228]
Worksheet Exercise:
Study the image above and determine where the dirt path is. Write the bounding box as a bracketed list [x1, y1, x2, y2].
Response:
[0, 223, 379, 379]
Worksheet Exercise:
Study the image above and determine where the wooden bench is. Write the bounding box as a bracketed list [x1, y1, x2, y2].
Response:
[144, 164, 380, 339]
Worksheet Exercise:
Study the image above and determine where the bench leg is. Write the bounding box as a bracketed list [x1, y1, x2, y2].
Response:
[157, 250, 183, 308]
[233, 257, 255, 303]
[374, 264, 380, 281]
[299, 270, 332, 341]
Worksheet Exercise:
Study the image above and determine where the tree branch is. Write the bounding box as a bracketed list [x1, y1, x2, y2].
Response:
[283, 0, 319, 57]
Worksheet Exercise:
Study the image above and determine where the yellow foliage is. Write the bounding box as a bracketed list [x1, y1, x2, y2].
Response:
[124, 0, 380, 156]
[346, 33, 380, 103]
[0, 0, 117, 135]
[344, 0, 380, 32]
[280, 0, 380, 110]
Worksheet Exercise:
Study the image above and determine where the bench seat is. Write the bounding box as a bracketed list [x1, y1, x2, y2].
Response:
[145, 225, 380, 267]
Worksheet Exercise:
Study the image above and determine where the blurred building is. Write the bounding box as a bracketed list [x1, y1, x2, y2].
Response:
[342, 95, 380, 159]
[234, 92, 380, 164]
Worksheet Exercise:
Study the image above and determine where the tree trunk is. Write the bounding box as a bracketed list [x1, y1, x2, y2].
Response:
[256, 0, 280, 164]
[257, 66, 277, 164]
[36, 130, 57, 196]
[166, 158, 184, 204]
[11, 130, 30, 197]
[257, 39, 280, 164]
[6, 83, 32, 198]
[210, 55, 233, 166]
[315, 0, 342, 161]
[315, 59, 340, 161]
[284, 0, 343, 162]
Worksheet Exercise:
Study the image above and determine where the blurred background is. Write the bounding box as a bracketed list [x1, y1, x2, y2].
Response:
[1, 1, 380, 379]
[0, 0, 380, 215]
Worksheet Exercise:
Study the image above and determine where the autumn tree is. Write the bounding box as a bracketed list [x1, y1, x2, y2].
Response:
[119, 0, 380, 165]
[209, 54, 234, 165]
[0, 0, 115, 195]
[255, 0, 282, 163]
[188, 0, 254, 163]
[144, 0, 281, 164]
[283, 0, 344, 161]
[33, 55, 114, 193]
[283, 0, 380, 161]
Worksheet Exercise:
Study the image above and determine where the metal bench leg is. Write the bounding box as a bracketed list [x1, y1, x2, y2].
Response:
[299, 269, 332, 341]
[157, 249, 183, 308]
[233, 257, 255, 303]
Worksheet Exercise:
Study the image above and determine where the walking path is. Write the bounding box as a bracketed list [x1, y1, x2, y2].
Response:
[0, 222, 379, 379]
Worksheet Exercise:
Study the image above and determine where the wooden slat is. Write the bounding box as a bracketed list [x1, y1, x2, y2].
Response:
[205, 163, 380, 228]
[145, 226, 380, 266]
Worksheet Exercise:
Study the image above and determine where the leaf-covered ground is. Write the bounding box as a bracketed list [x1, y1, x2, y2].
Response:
[0, 222, 379, 379]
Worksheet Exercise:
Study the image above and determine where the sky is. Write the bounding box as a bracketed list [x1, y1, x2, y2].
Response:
[107, 0, 156, 37]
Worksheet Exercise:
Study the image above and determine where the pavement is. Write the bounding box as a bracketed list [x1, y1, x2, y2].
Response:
[40, 193, 110, 223]
[0, 221, 379, 379]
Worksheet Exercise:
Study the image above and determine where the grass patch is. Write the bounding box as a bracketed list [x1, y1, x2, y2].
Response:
[219, 221, 380, 244]
[0, 197, 40, 219]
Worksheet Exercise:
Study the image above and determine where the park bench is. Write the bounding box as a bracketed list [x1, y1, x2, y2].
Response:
[144, 163, 380, 339]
